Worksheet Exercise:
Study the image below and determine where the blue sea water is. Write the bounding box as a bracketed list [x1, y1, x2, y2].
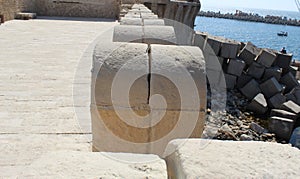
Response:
[194, 8, 300, 60]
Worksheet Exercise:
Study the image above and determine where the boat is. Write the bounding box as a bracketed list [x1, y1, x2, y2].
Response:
[277, 31, 288, 36]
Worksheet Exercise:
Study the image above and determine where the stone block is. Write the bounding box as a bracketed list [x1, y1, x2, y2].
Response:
[236, 73, 252, 89]
[260, 77, 283, 99]
[141, 13, 158, 19]
[262, 67, 282, 81]
[204, 54, 224, 71]
[238, 42, 260, 65]
[120, 17, 143, 25]
[268, 93, 286, 109]
[143, 25, 176, 45]
[240, 79, 261, 100]
[206, 68, 224, 88]
[220, 39, 241, 59]
[113, 25, 143, 43]
[283, 66, 298, 77]
[143, 19, 165, 25]
[226, 58, 246, 76]
[165, 139, 300, 178]
[204, 35, 222, 55]
[246, 93, 268, 114]
[281, 100, 300, 114]
[225, 73, 237, 90]
[270, 109, 298, 121]
[150, 44, 206, 111]
[269, 116, 294, 141]
[280, 72, 299, 93]
[247, 62, 265, 79]
[124, 14, 141, 18]
[256, 48, 276, 67]
[274, 52, 293, 69]
[193, 31, 208, 50]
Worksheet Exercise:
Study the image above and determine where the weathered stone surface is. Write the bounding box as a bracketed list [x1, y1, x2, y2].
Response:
[281, 100, 300, 114]
[262, 67, 282, 81]
[260, 77, 283, 99]
[240, 79, 261, 100]
[220, 39, 241, 59]
[226, 58, 246, 76]
[238, 42, 260, 65]
[270, 109, 298, 121]
[274, 52, 293, 69]
[206, 68, 223, 88]
[193, 31, 208, 50]
[236, 73, 252, 89]
[250, 122, 266, 134]
[143, 25, 176, 44]
[247, 93, 268, 114]
[120, 17, 143, 25]
[113, 25, 143, 42]
[247, 62, 265, 79]
[143, 19, 165, 25]
[204, 54, 224, 71]
[280, 72, 299, 93]
[268, 93, 287, 109]
[225, 73, 237, 90]
[19, 151, 167, 178]
[165, 139, 300, 178]
[256, 48, 276, 68]
[124, 14, 141, 18]
[141, 13, 158, 19]
[269, 116, 294, 140]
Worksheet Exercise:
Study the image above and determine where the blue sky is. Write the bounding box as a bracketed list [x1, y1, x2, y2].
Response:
[201, 0, 299, 11]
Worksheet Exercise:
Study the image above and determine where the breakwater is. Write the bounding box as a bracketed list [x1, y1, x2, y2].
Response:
[198, 10, 300, 26]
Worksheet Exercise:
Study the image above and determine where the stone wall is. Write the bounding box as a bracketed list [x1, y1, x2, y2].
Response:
[0, 0, 19, 21]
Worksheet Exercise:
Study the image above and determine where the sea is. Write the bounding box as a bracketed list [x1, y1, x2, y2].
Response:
[194, 7, 300, 60]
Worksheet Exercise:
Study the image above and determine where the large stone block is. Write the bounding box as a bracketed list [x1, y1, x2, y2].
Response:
[120, 17, 143, 25]
[206, 68, 224, 88]
[143, 19, 165, 25]
[143, 25, 176, 44]
[280, 72, 299, 93]
[256, 48, 276, 68]
[274, 52, 293, 69]
[236, 73, 252, 89]
[165, 139, 300, 178]
[193, 31, 208, 50]
[141, 13, 158, 19]
[204, 35, 222, 55]
[260, 77, 283, 99]
[246, 93, 268, 114]
[220, 39, 241, 59]
[238, 42, 260, 65]
[224, 73, 237, 90]
[226, 58, 246, 76]
[262, 67, 282, 81]
[270, 109, 298, 121]
[247, 62, 265, 79]
[113, 25, 143, 42]
[281, 100, 300, 114]
[240, 79, 261, 100]
[268, 93, 286, 109]
[269, 116, 294, 141]
[204, 54, 224, 71]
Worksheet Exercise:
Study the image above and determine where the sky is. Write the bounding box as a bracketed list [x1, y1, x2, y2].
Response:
[201, 0, 299, 12]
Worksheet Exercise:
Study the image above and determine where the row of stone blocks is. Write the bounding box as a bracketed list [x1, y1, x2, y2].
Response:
[193, 31, 300, 142]
[92, 4, 207, 157]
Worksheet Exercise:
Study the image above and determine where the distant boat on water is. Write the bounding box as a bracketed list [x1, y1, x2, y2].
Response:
[277, 31, 288, 36]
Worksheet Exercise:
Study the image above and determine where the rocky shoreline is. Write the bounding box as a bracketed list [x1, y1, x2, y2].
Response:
[198, 10, 300, 26]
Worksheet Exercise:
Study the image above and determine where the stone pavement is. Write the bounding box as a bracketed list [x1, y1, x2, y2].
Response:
[0, 18, 167, 178]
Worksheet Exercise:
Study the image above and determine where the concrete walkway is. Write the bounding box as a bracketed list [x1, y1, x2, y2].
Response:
[0, 18, 168, 178]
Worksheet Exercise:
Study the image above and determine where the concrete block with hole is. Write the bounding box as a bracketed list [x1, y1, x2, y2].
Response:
[260, 77, 283, 99]
[256, 49, 276, 67]
[226, 58, 246, 76]
[238, 42, 260, 65]
[247, 62, 265, 79]
[269, 116, 294, 141]
[281, 100, 300, 114]
[204, 35, 222, 55]
[240, 79, 261, 100]
[246, 93, 268, 114]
